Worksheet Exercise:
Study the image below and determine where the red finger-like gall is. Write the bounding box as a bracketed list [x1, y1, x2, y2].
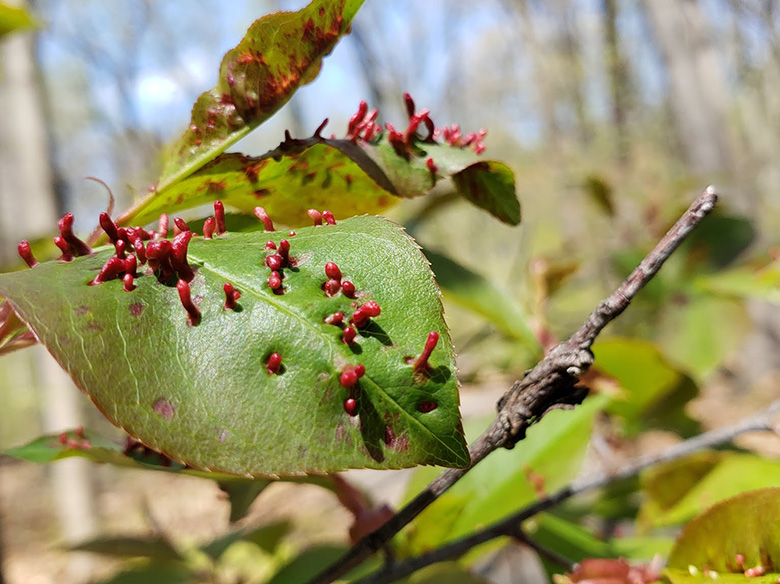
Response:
[177, 279, 200, 326]
[203, 217, 216, 239]
[214, 200, 226, 235]
[58, 213, 92, 256]
[414, 331, 439, 374]
[53, 236, 74, 262]
[254, 206, 275, 231]
[341, 280, 356, 298]
[308, 209, 322, 226]
[17, 241, 37, 268]
[322, 210, 336, 225]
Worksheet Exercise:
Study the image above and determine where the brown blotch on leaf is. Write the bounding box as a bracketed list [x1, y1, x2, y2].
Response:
[153, 398, 175, 420]
[129, 302, 145, 317]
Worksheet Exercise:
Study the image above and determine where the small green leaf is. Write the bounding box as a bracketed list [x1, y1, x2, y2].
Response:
[451, 161, 520, 225]
[218, 479, 271, 523]
[657, 295, 751, 380]
[696, 263, 780, 303]
[157, 0, 364, 191]
[408, 563, 491, 583]
[594, 337, 700, 436]
[640, 452, 780, 529]
[425, 249, 540, 352]
[268, 544, 378, 583]
[667, 488, 780, 574]
[400, 395, 608, 555]
[0, 216, 467, 476]
[72, 536, 181, 562]
[93, 561, 194, 584]
[201, 520, 291, 560]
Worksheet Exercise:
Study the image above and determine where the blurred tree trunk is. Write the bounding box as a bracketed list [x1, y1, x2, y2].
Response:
[514, 0, 561, 154]
[0, 2, 99, 581]
[603, 0, 630, 166]
[641, 0, 732, 176]
[553, 0, 591, 146]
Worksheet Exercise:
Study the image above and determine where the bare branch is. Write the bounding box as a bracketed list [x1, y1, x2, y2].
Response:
[309, 187, 718, 584]
[357, 398, 780, 583]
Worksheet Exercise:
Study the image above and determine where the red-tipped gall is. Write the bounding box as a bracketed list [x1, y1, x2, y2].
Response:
[265, 240, 277, 250]
[203, 217, 216, 239]
[414, 331, 439, 374]
[173, 217, 190, 235]
[158, 213, 169, 239]
[266, 254, 282, 271]
[214, 200, 226, 234]
[340, 364, 365, 388]
[342, 326, 357, 344]
[58, 213, 92, 256]
[17, 241, 37, 268]
[351, 301, 381, 328]
[266, 352, 282, 375]
[176, 279, 200, 326]
[308, 209, 323, 226]
[322, 210, 336, 225]
[53, 236, 74, 262]
[344, 398, 358, 416]
[254, 206, 274, 231]
[267, 271, 282, 291]
[325, 262, 342, 281]
[123, 273, 136, 292]
[223, 282, 241, 310]
[341, 280, 356, 298]
[324, 312, 344, 326]
[99, 212, 119, 243]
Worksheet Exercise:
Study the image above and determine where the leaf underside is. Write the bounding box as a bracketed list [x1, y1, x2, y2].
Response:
[0, 216, 468, 476]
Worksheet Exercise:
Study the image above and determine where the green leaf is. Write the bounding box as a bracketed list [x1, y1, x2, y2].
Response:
[639, 452, 780, 529]
[450, 161, 519, 225]
[593, 337, 700, 437]
[667, 488, 780, 575]
[93, 561, 194, 584]
[201, 520, 291, 560]
[400, 395, 608, 555]
[121, 136, 520, 230]
[267, 544, 378, 583]
[0, 216, 468, 476]
[679, 212, 755, 271]
[408, 563, 491, 583]
[424, 249, 540, 352]
[695, 263, 780, 303]
[72, 536, 181, 562]
[657, 295, 750, 380]
[157, 0, 364, 191]
[218, 479, 271, 523]
[0, 2, 36, 37]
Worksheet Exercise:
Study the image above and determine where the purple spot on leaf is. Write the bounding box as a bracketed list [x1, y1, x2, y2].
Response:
[153, 398, 175, 420]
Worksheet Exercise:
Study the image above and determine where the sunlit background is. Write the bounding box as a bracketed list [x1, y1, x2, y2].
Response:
[2, 0, 780, 582]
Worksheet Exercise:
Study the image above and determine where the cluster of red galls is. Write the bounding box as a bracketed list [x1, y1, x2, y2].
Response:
[17, 202, 441, 419]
